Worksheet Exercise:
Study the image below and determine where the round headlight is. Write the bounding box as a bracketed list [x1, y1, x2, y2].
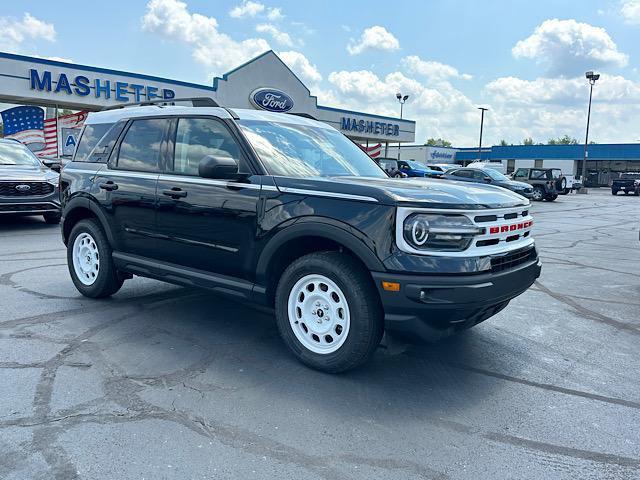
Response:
[411, 218, 429, 245]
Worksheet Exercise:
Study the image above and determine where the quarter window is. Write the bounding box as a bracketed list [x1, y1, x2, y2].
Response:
[117, 119, 166, 172]
[173, 118, 245, 176]
[74, 123, 114, 162]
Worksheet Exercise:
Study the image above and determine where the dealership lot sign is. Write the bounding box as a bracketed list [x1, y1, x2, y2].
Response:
[29, 69, 176, 102]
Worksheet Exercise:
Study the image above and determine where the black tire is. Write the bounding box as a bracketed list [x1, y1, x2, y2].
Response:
[67, 219, 124, 298]
[545, 194, 558, 201]
[635, 189, 640, 196]
[43, 212, 61, 224]
[393, 172, 402, 178]
[275, 252, 383, 373]
[530, 186, 544, 201]
[612, 189, 618, 195]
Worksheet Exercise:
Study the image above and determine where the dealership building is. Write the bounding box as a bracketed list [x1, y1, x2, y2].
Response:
[0, 50, 415, 157]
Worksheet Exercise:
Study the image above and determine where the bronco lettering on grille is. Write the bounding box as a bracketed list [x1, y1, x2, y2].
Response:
[488, 220, 533, 235]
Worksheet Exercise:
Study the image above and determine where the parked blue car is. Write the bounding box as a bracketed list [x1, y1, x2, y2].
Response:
[397, 159, 443, 178]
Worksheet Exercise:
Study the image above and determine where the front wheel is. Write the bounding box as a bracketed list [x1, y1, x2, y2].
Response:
[67, 219, 124, 298]
[612, 189, 618, 195]
[545, 194, 558, 201]
[275, 252, 383, 373]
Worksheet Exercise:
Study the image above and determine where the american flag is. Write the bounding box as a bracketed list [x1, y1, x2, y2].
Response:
[1, 107, 88, 157]
[1, 106, 45, 148]
[361, 143, 382, 158]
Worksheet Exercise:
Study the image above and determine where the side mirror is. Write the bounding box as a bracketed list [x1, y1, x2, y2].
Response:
[42, 159, 61, 172]
[198, 155, 239, 179]
[483, 176, 492, 183]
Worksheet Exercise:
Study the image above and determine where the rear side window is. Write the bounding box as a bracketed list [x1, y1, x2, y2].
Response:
[452, 169, 471, 178]
[116, 119, 167, 172]
[73, 123, 114, 162]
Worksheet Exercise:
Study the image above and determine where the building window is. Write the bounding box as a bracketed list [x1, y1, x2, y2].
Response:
[534, 159, 543, 168]
[507, 159, 515, 174]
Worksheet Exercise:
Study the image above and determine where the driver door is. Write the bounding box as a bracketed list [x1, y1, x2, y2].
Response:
[154, 116, 261, 279]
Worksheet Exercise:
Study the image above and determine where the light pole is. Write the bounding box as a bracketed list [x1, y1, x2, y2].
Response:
[396, 93, 409, 160]
[477, 107, 488, 164]
[580, 71, 599, 192]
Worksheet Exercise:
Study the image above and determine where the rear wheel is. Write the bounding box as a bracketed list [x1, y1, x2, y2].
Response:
[532, 186, 544, 201]
[545, 194, 558, 201]
[275, 252, 383, 373]
[67, 219, 124, 298]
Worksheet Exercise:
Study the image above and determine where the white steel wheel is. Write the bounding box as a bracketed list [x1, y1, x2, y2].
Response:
[72, 232, 100, 286]
[287, 274, 351, 355]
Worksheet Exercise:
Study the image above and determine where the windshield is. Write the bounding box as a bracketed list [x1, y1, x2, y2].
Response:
[407, 160, 427, 170]
[483, 169, 509, 181]
[238, 120, 387, 178]
[0, 142, 41, 167]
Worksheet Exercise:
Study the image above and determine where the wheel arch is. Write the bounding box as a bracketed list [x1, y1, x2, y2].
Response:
[62, 197, 114, 246]
[256, 222, 385, 306]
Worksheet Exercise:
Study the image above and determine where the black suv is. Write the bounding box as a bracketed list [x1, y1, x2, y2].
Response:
[60, 100, 541, 372]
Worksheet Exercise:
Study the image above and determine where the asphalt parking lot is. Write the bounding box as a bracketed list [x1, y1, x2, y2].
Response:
[0, 189, 639, 480]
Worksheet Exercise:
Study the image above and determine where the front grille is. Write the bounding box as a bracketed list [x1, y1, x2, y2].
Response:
[0, 182, 54, 197]
[491, 247, 536, 273]
[0, 203, 57, 212]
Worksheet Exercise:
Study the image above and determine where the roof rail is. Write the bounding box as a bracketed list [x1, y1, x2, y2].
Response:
[101, 97, 220, 111]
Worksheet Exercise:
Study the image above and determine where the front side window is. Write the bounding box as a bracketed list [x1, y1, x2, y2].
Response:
[117, 119, 167, 172]
[514, 169, 528, 179]
[174, 118, 245, 176]
[238, 120, 387, 178]
[451, 169, 471, 178]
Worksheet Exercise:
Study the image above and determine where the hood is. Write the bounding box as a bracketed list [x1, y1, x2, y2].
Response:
[273, 176, 530, 209]
[0, 164, 57, 182]
[500, 179, 531, 190]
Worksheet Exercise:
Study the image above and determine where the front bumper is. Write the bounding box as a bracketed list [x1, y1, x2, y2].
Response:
[371, 255, 541, 338]
[0, 193, 61, 215]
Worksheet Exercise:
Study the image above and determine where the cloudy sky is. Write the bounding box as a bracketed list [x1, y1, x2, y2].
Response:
[2, 0, 639, 146]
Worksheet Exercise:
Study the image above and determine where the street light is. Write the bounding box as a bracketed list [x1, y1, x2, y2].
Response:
[477, 107, 489, 164]
[580, 71, 599, 192]
[396, 93, 409, 160]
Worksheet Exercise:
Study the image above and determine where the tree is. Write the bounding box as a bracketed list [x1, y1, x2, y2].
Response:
[522, 137, 534, 146]
[547, 135, 578, 145]
[499, 139, 508, 146]
[425, 137, 452, 147]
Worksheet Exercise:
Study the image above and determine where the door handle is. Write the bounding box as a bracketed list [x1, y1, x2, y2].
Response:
[162, 188, 188, 199]
[99, 181, 118, 191]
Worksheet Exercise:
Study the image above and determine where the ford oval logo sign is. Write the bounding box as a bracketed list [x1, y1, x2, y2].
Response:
[15, 184, 31, 192]
[250, 88, 294, 113]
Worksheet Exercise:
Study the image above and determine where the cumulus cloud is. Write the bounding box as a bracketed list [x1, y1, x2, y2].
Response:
[484, 74, 640, 144]
[279, 50, 322, 84]
[267, 7, 284, 21]
[347, 25, 400, 55]
[402, 55, 473, 81]
[142, 0, 269, 73]
[229, 1, 265, 18]
[512, 19, 628, 76]
[621, 0, 640, 24]
[0, 13, 56, 52]
[256, 23, 294, 47]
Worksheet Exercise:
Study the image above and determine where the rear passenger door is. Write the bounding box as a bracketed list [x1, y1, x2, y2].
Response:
[155, 116, 261, 280]
[95, 117, 170, 257]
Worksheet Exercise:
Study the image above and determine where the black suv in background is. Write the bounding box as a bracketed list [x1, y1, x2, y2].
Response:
[60, 99, 541, 372]
[0, 139, 61, 223]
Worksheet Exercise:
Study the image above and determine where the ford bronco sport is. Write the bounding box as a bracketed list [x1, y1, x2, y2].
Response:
[60, 98, 541, 373]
